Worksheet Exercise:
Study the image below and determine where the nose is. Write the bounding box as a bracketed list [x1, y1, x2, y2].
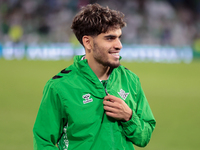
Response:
[114, 38, 122, 50]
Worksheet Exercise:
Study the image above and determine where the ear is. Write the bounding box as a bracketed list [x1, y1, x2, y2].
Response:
[82, 35, 93, 52]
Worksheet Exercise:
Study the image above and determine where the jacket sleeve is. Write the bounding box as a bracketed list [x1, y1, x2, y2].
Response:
[121, 77, 156, 147]
[33, 80, 67, 150]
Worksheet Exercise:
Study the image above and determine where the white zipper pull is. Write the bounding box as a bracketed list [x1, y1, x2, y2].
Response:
[105, 89, 108, 95]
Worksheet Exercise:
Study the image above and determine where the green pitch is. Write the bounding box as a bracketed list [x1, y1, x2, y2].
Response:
[0, 58, 199, 150]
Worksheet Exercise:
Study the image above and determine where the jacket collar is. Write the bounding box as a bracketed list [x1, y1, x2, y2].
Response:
[73, 55, 121, 89]
[73, 55, 103, 88]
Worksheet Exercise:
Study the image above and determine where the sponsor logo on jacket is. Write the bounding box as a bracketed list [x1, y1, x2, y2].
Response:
[82, 94, 93, 104]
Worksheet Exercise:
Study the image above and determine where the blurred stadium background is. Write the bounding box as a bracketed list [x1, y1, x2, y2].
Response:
[0, 0, 200, 150]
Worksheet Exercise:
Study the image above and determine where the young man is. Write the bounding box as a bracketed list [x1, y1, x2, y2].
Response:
[33, 3, 156, 150]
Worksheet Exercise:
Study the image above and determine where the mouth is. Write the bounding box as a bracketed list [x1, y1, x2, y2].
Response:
[109, 52, 120, 59]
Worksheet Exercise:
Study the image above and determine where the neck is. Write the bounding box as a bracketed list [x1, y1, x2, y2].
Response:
[85, 56, 110, 80]
[92, 64, 110, 81]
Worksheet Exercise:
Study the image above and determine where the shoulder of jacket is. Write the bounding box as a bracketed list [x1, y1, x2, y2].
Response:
[118, 65, 139, 79]
[47, 64, 78, 86]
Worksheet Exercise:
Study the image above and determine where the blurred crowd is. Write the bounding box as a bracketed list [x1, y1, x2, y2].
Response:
[1, 0, 200, 48]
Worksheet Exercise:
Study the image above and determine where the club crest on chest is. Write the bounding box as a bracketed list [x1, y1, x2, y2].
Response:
[118, 89, 129, 100]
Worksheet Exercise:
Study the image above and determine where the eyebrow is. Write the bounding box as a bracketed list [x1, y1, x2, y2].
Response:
[104, 34, 122, 39]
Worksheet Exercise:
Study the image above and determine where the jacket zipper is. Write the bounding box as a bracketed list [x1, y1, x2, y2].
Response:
[101, 74, 115, 150]
[105, 88, 115, 150]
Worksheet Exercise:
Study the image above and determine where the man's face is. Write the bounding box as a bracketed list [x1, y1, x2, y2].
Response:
[91, 28, 122, 68]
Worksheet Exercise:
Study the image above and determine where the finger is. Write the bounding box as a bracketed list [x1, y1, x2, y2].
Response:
[103, 100, 122, 109]
[103, 99, 116, 106]
[104, 95, 122, 102]
[104, 95, 113, 100]
[105, 111, 120, 120]
[103, 100, 114, 105]
[103, 105, 118, 113]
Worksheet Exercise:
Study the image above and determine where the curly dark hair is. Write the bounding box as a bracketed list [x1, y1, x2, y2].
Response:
[71, 3, 126, 45]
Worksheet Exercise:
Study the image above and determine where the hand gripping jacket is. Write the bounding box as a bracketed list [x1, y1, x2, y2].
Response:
[33, 55, 156, 150]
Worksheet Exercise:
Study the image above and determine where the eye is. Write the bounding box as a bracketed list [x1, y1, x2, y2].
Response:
[106, 36, 115, 41]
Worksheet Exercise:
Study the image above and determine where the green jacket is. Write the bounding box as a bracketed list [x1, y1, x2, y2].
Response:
[33, 55, 156, 150]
